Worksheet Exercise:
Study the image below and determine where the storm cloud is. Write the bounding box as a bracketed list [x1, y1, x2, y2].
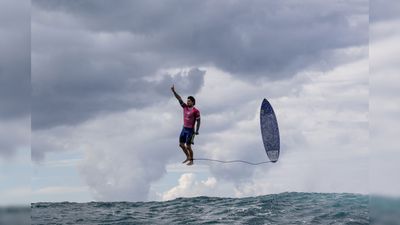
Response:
[32, 0, 368, 130]
[0, 0, 30, 120]
[31, 0, 369, 201]
[0, 0, 30, 157]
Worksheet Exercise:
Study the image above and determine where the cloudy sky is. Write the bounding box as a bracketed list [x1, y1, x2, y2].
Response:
[0, 0, 30, 206]
[29, 0, 373, 202]
[369, 0, 400, 197]
[3, 0, 398, 206]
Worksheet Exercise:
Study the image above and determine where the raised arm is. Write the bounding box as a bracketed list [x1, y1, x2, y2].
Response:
[171, 85, 185, 106]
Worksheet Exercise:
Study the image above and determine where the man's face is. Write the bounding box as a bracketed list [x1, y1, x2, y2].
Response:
[187, 98, 194, 107]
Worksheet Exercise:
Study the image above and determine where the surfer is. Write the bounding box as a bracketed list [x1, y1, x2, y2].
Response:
[171, 85, 201, 166]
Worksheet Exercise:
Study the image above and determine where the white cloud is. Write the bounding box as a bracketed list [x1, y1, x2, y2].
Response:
[369, 18, 400, 197]
[75, 104, 183, 201]
[161, 173, 219, 201]
[193, 55, 368, 192]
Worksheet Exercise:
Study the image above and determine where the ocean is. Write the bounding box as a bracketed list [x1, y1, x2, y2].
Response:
[30, 192, 375, 224]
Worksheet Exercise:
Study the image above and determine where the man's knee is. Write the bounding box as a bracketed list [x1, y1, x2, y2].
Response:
[179, 143, 185, 148]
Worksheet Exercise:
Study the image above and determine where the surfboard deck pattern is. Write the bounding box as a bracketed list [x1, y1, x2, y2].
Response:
[260, 98, 280, 162]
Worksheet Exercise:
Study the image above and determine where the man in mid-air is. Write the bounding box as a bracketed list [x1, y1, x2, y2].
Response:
[171, 85, 200, 166]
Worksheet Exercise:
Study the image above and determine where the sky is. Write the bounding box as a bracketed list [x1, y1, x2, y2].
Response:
[369, 0, 400, 197]
[1, 0, 398, 204]
[29, 0, 371, 202]
[0, 0, 30, 206]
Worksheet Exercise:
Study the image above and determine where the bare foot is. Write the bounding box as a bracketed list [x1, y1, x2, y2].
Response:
[186, 161, 193, 166]
[182, 158, 190, 163]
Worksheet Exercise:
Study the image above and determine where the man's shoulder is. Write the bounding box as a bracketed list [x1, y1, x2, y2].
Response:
[194, 107, 200, 114]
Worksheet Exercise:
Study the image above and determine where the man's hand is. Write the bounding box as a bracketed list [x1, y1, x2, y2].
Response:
[172, 85, 184, 105]
[195, 131, 199, 135]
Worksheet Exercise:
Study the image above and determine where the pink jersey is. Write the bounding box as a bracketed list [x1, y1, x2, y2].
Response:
[183, 106, 200, 128]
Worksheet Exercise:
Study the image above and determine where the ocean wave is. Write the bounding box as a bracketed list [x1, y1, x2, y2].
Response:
[32, 192, 370, 225]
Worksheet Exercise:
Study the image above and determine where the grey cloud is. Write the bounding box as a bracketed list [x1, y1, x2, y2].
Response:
[0, 0, 30, 119]
[154, 68, 205, 96]
[370, 0, 400, 22]
[0, 0, 30, 157]
[33, 0, 368, 79]
[32, 64, 205, 129]
[30, 0, 370, 199]
[32, 0, 367, 131]
[32, 1, 206, 129]
[0, 118, 30, 158]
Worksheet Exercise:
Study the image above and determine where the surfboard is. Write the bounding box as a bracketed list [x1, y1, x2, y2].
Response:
[260, 98, 280, 162]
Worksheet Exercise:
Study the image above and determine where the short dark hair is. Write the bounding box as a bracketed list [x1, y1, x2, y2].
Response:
[187, 96, 196, 105]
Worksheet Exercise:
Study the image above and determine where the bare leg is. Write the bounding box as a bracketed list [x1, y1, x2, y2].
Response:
[179, 143, 190, 163]
[186, 144, 194, 166]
